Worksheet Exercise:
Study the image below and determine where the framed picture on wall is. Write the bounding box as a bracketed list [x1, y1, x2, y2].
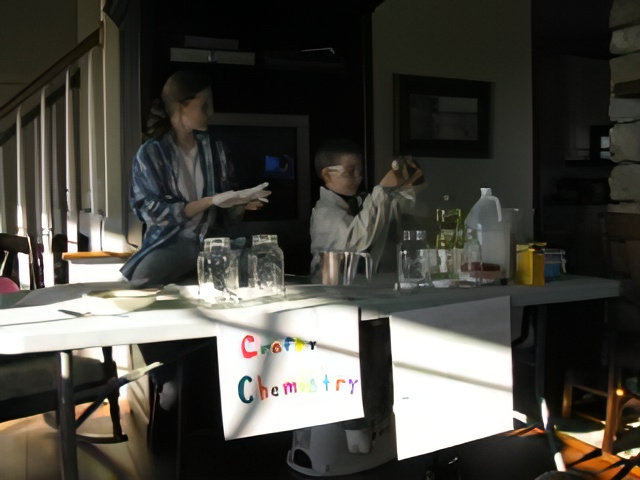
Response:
[394, 74, 491, 158]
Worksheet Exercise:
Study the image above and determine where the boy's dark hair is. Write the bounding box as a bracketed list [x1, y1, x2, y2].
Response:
[314, 138, 363, 179]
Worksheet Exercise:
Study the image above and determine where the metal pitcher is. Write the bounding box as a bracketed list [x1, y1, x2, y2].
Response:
[320, 251, 372, 286]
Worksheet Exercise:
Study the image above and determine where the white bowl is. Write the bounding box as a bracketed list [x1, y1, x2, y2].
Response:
[84, 289, 158, 312]
[432, 279, 453, 289]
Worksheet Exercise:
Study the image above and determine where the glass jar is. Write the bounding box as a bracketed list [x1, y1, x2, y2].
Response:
[397, 229, 431, 290]
[197, 237, 239, 304]
[247, 234, 285, 299]
[460, 227, 482, 284]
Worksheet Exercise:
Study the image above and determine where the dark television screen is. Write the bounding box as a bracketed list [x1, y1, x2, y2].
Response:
[208, 113, 310, 224]
[207, 113, 311, 275]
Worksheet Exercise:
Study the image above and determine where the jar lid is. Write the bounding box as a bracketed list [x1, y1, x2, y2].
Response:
[203, 237, 230, 251]
[403, 230, 427, 241]
[252, 234, 278, 246]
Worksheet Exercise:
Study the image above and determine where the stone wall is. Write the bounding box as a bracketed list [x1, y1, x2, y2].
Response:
[609, 0, 640, 213]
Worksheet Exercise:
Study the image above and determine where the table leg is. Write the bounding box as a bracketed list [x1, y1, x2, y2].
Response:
[56, 350, 79, 480]
[175, 358, 185, 480]
[534, 305, 548, 413]
[533, 305, 568, 471]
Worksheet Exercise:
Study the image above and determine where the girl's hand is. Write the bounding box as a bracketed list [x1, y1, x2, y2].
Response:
[211, 182, 272, 208]
[244, 200, 265, 211]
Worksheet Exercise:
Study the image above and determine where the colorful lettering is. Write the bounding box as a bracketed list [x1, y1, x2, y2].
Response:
[284, 337, 295, 351]
[241, 335, 317, 358]
[349, 379, 359, 394]
[283, 382, 297, 395]
[241, 335, 257, 359]
[236, 374, 359, 403]
[258, 375, 269, 400]
[298, 379, 317, 393]
[238, 375, 253, 404]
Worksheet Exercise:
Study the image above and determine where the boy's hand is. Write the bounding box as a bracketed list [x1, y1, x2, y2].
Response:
[379, 156, 424, 187]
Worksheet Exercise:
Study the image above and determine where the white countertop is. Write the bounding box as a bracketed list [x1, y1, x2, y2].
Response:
[0, 282, 217, 354]
[283, 274, 621, 319]
[0, 275, 620, 355]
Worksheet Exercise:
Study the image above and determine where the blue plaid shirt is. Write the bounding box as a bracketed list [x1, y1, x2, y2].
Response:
[121, 130, 241, 279]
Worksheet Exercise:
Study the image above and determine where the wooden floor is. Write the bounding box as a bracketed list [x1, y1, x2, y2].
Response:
[1, 399, 639, 480]
[0, 398, 173, 480]
[558, 431, 640, 480]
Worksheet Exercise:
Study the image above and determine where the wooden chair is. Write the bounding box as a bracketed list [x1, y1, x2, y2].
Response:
[0, 232, 42, 289]
[0, 232, 129, 443]
[562, 212, 640, 456]
[599, 212, 640, 454]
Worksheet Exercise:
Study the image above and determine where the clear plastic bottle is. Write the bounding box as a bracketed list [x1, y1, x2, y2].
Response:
[397, 229, 431, 290]
[248, 234, 285, 299]
[464, 188, 505, 278]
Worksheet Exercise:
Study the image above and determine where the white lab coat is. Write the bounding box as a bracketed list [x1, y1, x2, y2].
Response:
[309, 186, 415, 275]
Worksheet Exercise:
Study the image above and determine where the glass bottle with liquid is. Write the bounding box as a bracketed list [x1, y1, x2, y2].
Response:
[434, 209, 461, 279]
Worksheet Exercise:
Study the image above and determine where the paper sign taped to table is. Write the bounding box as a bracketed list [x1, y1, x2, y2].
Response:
[215, 303, 363, 439]
[390, 296, 513, 460]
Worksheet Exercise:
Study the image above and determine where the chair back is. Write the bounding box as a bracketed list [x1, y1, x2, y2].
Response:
[0, 233, 42, 290]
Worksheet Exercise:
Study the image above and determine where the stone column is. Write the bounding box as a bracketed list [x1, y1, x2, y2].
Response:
[609, 0, 640, 212]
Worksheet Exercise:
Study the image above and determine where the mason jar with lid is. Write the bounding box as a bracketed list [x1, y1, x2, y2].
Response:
[247, 234, 285, 298]
[197, 237, 239, 304]
[397, 229, 431, 290]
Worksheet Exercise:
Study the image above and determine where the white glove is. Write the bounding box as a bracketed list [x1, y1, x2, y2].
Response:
[211, 182, 271, 208]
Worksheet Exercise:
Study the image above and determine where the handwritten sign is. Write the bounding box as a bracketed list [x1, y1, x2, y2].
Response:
[215, 303, 363, 439]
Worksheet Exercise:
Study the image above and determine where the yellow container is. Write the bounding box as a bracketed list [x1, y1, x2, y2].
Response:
[515, 244, 546, 286]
